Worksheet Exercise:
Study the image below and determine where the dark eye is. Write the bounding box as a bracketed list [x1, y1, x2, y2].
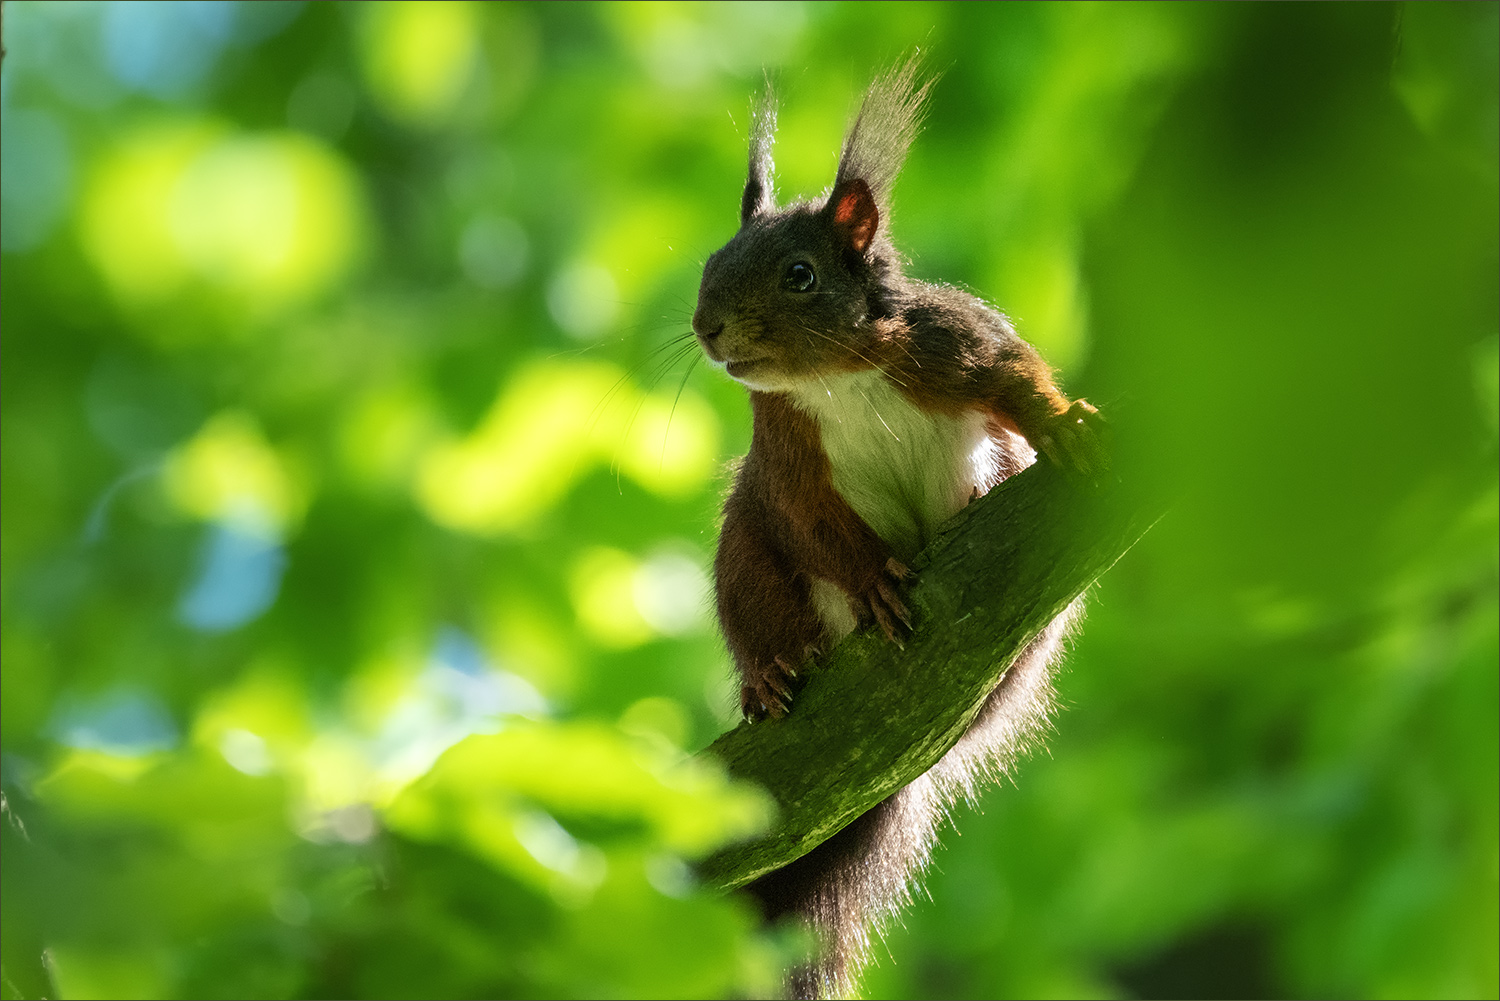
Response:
[783, 261, 815, 293]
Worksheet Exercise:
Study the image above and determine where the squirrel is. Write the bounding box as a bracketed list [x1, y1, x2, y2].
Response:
[691, 60, 1107, 999]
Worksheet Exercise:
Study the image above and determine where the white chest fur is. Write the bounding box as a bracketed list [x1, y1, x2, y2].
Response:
[789, 370, 1003, 563]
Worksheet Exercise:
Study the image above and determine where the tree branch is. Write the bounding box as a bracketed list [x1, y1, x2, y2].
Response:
[696, 461, 1157, 892]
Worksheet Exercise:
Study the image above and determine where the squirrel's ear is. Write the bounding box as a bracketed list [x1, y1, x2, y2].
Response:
[829, 178, 878, 255]
[741, 89, 777, 225]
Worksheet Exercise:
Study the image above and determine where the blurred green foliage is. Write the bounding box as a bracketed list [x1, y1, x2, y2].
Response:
[1, 2, 1495, 999]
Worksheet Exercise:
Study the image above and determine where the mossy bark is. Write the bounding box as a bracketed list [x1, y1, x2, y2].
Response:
[697, 462, 1156, 892]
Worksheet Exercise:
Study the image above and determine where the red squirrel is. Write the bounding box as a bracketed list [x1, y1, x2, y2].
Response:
[692, 62, 1106, 998]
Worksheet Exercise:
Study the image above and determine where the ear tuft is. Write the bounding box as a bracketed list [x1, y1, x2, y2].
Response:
[740, 86, 777, 225]
[831, 178, 878, 254]
[828, 54, 934, 239]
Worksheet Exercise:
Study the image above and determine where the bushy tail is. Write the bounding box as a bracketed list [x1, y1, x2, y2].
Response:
[746, 604, 1079, 1000]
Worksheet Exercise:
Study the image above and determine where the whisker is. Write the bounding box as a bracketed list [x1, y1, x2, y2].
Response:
[854, 384, 900, 441]
[888, 334, 922, 370]
[665, 290, 700, 318]
[813, 370, 840, 424]
[640, 341, 701, 394]
[796, 323, 908, 388]
[611, 336, 703, 483]
[586, 332, 699, 442]
[661, 353, 703, 472]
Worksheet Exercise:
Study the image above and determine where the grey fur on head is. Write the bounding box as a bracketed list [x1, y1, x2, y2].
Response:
[833, 54, 934, 214]
[741, 85, 778, 225]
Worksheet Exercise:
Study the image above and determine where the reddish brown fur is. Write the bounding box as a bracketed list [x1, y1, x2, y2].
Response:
[717, 393, 911, 716]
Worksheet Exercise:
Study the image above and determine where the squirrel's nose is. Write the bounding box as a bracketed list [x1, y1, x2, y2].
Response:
[692, 308, 723, 340]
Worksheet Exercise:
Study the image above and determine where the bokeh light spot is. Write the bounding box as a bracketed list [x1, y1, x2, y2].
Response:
[547, 261, 620, 340]
[416, 360, 623, 534]
[359, 0, 481, 126]
[632, 549, 710, 636]
[48, 688, 179, 757]
[459, 214, 529, 289]
[80, 121, 221, 303]
[618, 390, 722, 498]
[162, 410, 305, 532]
[571, 547, 653, 649]
[218, 728, 273, 776]
[170, 132, 362, 306]
[338, 384, 442, 491]
[177, 520, 287, 632]
[80, 123, 363, 316]
[415, 360, 720, 536]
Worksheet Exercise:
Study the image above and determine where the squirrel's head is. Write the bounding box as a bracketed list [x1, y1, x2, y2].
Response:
[693, 61, 931, 393]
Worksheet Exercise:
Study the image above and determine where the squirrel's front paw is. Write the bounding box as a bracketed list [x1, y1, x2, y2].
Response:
[860, 557, 913, 646]
[741, 655, 799, 721]
[1038, 399, 1109, 476]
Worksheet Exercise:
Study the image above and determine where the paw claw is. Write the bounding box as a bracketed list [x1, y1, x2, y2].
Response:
[768, 661, 796, 698]
[740, 655, 801, 721]
[875, 578, 911, 629]
[864, 558, 914, 644]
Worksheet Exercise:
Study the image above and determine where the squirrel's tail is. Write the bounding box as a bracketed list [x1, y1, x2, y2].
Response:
[745, 603, 1079, 1000]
